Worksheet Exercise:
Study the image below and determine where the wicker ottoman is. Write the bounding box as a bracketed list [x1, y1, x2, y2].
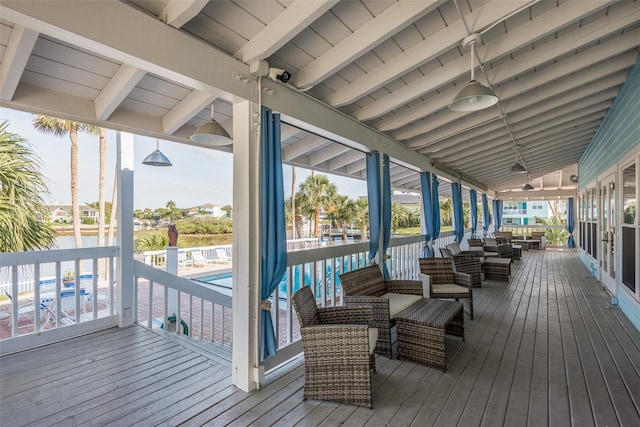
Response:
[396, 299, 464, 371]
[482, 257, 511, 282]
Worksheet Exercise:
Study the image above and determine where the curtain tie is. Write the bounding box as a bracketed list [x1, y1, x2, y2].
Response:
[261, 299, 272, 311]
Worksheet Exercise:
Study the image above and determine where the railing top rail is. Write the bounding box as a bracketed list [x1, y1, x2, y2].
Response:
[133, 260, 232, 307]
[0, 246, 119, 267]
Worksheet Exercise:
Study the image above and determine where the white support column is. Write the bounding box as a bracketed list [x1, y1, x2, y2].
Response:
[116, 131, 135, 327]
[232, 99, 260, 392]
[166, 246, 179, 322]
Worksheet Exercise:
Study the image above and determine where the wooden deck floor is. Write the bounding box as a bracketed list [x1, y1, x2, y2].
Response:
[1, 251, 639, 426]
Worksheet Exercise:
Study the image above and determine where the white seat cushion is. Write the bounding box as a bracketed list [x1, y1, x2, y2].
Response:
[419, 273, 430, 297]
[380, 292, 423, 319]
[431, 284, 470, 294]
[368, 328, 379, 354]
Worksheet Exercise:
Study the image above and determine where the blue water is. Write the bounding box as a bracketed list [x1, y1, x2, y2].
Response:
[197, 257, 367, 299]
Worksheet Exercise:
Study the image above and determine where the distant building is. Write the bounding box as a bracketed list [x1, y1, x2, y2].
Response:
[44, 204, 99, 222]
[187, 203, 224, 218]
[501, 200, 560, 225]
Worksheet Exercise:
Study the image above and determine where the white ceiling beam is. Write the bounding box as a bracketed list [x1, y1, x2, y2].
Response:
[291, 0, 442, 89]
[328, 151, 364, 171]
[407, 40, 639, 149]
[0, 24, 38, 101]
[441, 126, 599, 164]
[235, 0, 338, 64]
[346, 158, 367, 175]
[379, 40, 638, 133]
[94, 64, 146, 121]
[325, 0, 530, 107]
[161, 0, 208, 28]
[355, 0, 616, 122]
[308, 144, 350, 167]
[161, 90, 217, 135]
[0, 1, 252, 102]
[280, 124, 303, 142]
[497, 189, 577, 200]
[283, 135, 326, 161]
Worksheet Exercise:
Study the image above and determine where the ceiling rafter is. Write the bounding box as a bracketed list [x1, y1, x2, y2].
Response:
[291, 0, 441, 89]
[235, 0, 338, 65]
[95, 64, 146, 121]
[0, 24, 38, 101]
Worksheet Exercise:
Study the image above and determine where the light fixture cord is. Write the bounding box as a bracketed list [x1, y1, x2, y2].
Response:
[156, 139, 160, 150]
[470, 42, 475, 81]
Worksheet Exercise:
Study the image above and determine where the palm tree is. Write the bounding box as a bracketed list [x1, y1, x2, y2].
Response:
[221, 204, 232, 218]
[439, 198, 453, 227]
[332, 196, 357, 240]
[298, 174, 337, 238]
[0, 121, 56, 252]
[32, 115, 99, 247]
[354, 198, 369, 240]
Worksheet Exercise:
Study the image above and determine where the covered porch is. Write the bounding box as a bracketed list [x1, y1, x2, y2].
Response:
[2, 250, 639, 425]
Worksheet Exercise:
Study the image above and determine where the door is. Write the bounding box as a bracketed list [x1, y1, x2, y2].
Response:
[600, 173, 616, 294]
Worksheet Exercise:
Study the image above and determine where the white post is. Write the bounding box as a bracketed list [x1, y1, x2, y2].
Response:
[116, 131, 135, 327]
[378, 152, 385, 274]
[232, 99, 260, 392]
[166, 246, 178, 324]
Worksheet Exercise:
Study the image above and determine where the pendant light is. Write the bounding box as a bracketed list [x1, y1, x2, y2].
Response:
[522, 182, 534, 191]
[190, 102, 232, 145]
[510, 145, 528, 174]
[449, 34, 499, 112]
[142, 139, 172, 166]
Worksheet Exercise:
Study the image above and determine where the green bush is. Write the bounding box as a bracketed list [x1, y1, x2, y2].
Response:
[82, 217, 95, 225]
[134, 232, 169, 252]
[176, 217, 233, 234]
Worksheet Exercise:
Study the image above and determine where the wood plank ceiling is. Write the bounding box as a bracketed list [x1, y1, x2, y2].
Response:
[1, 0, 639, 197]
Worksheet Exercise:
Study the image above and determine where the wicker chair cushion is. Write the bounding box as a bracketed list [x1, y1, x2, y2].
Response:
[432, 284, 471, 294]
[380, 292, 422, 319]
[419, 273, 431, 296]
[368, 328, 379, 354]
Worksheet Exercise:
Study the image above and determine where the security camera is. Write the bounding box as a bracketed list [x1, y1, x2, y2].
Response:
[268, 68, 292, 84]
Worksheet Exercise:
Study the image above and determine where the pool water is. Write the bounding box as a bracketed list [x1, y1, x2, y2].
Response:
[196, 258, 366, 299]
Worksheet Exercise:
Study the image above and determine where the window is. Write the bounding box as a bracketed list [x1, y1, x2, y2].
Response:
[530, 202, 544, 210]
[621, 162, 637, 293]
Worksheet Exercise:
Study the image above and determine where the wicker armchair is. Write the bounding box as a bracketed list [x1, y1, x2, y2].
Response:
[292, 286, 378, 408]
[497, 243, 514, 260]
[339, 265, 423, 358]
[419, 258, 474, 320]
[440, 248, 483, 288]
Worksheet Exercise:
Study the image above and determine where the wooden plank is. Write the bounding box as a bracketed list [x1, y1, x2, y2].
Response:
[2, 252, 639, 426]
[546, 252, 571, 425]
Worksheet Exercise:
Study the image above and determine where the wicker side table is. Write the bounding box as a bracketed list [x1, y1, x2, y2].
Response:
[482, 257, 511, 282]
[396, 299, 464, 371]
[512, 244, 522, 260]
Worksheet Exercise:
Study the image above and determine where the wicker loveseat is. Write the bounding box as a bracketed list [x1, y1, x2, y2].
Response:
[339, 265, 423, 358]
[292, 285, 378, 408]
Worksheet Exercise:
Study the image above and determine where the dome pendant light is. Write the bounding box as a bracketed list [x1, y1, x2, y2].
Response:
[190, 102, 232, 145]
[449, 34, 499, 112]
[510, 145, 528, 174]
[142, 139, 172, 166]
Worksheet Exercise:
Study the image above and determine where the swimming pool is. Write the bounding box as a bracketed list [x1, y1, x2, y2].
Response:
[195, 258, 366, 299]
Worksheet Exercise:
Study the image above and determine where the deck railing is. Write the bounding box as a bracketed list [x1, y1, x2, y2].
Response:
[133, 261, 232, 347]
[0, 247, 119, 353]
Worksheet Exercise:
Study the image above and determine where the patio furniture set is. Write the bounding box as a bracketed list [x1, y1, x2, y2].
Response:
[291, 237, 530, 408]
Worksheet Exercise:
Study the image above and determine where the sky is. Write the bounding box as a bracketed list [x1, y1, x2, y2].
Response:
[1, 107, 367, 210]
